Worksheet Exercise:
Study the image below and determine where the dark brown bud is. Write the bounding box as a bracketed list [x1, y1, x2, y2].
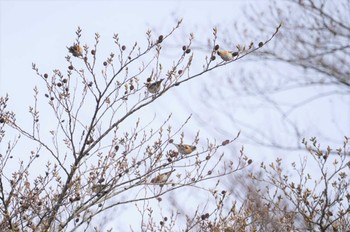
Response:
[167, 158, 172, 162]
[182, 45, 187, 51]
[103, 61, 108, 66]
[115, 145, 119, 152]
[158, 35, 164, 43]
[248, 159, 252, 165]
[146, 77, 151, 82]
[45, 94, 49, 98]
[50, 97, 54, 101]
[206, 156, 210, 160]
[174, 83, 180, 86]
[88, 82, 93, 87]
[57, 83, 62, 87]
[201, 214, 206, 220]
[68, 65, 73, 70]
[211, 56, 216, 61]
[91, 50, 96, 55]
[185, 48, 191, 54]
[214, 44, 220, 50]
[0, 118, 5, 124]
[164, 217, 168, 221]
[258, 42, 264, 47]
[222, 139, 230, 146]
[178, 70, 183, 75]
[160, 221, 164, 226]
[221, 190, 226, 195]
[122, 45, 126, 51]
[62, 79, 67, 83]
[130, 85, 134, 91]
[169, 139, 174, 143]
[44, 73, 48, 78]
[207, 170, 212, 175]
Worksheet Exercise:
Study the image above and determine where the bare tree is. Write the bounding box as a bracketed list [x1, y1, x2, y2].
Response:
[197, 0, 350, 153]
[0, 21, 279, 231]
[171, 1, 350, 231]
[186, 137, 350, 232]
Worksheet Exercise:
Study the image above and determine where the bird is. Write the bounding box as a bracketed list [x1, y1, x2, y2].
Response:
[145, 79, 164, 94]
[173, 143, 196, 155]
[150, 169, 176, 184]
[67, 43, 83, 57]
[91, 184, 108, 193]
[217, 50, 239, 61]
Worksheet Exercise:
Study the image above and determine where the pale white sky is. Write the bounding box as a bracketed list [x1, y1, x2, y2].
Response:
[1, 0, 349, 230]
[1, 0, 249, 128]
[0, 1, 259, 230]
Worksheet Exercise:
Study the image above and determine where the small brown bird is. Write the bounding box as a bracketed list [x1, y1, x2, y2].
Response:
[217, 50, 239, 61]
[91, 184, 108, 193]
[173, 143, 196, 155]
[145, 79, 164, 94]
[150, 169, 175, 184]
[67, 43, 83, 57]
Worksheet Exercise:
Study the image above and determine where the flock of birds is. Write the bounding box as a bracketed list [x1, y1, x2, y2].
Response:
[67, 43, 238, 96]
[67, 43, 236, 187]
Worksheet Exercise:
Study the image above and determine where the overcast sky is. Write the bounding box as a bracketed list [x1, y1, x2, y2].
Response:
[1, 0, 250, 126]
[1, 0, 349, 230]
[1, 1, 260, 230]
[1, 0, 261, 157]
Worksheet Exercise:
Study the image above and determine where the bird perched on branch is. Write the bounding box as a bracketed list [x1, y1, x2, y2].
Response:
[67, 43, 83, 57]
[151, 169, 176, 185]
[145, 79, 164, 94]
[217, 50, 239, 61]
[91, 184, 108, 193]
[173, 143, 196, 155]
